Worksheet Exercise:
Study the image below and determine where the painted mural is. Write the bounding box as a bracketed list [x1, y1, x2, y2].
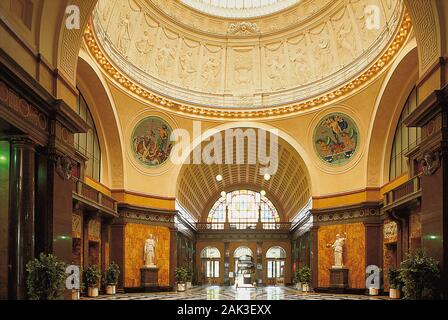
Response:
[131, 117, 173, 167]
[313, 113, 359, 166]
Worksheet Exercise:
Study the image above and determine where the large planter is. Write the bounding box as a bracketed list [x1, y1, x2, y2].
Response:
[106, 285, 116, 295]
[302, 283, 310, 292]
[177, 282, 186, 292]
[88, 287, 99, 297]
[369, 287, 379, 296]
[389, 288, 401, 299]
[186, 282, 192, 290]
[295, 283, 302, 291]
[71, 290, 80, 300]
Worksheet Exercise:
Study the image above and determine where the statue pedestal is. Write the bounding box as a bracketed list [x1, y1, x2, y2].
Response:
[329, 267, 349, 293]
[140, 267, 159, 292]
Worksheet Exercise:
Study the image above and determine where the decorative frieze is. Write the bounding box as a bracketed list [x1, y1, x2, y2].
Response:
[383, 220, 398, 244]
[315, 207, 380, 223]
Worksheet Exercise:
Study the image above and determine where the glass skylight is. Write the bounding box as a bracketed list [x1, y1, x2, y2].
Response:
[180, 0, 299, 18]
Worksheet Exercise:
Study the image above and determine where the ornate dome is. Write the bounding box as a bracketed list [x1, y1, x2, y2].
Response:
[87, 0, 409, 118]
[180, 0, 299, 18]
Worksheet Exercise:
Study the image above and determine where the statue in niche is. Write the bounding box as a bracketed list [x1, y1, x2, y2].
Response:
[202, 56, 221, 91]
[144, 234, 158, 268]
[290, 47, 311, 84]
[266, 55, 287, 90]
[117, 13, 132, 55]
[337, 22, 357, 61]
[314, 37, 333, 76]
[178, 51, 197, 87]
[155, 43, 176, 77]
[326, 233, 347, 268]
[135, 30, 154, 69]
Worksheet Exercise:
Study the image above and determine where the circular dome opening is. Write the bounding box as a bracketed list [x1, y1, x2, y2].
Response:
[180, 0, 300, 18]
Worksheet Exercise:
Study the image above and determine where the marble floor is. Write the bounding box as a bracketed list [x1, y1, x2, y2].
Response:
[84, 286, 389, 300]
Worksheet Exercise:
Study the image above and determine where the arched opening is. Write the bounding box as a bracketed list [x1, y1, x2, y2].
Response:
[266, 246, 286, 285]
[207, 190, 280, 230]
[200, 247, 221, 284]
[233, 246, 254, 283]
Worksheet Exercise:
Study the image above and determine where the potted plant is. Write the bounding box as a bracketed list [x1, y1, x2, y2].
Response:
[294, 269, 302, 291]
[388, 268, 402, 299]
[175, 267, 188, 292]
[186, 268, 193, 290]
[299, 267, 312, 292]
[103, 262, 120, 295]
[26, 253, 67, 300]
[398, 250, 440, 300]
[83, 265, 101, 297]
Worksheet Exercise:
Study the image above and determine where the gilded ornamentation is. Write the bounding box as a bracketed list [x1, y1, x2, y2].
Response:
[420, 150, 440, 176]
[383, 220, 398, 243]
[227, 22, 260, 36]
[313, 113, 359, 166]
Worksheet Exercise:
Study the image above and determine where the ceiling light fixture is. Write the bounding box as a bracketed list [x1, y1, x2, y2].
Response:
[264, 173, 271, 181]
[216, 174, 223, 182]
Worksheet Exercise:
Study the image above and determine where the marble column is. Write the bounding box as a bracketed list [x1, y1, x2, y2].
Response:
[8, 138, 36, 300]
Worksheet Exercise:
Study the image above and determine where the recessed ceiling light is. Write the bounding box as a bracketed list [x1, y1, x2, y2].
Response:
[264, 173, 271, 181]
[260, 190, 266, 197]
[216, 174, 223, 182]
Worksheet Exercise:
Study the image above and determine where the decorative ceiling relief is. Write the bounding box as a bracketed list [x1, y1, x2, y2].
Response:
[87, 0, 410, 118]
[131, 116, 174, 168]
[313, 113, 359, 166]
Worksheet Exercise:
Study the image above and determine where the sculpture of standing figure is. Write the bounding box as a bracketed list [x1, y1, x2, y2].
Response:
[327, 232, 347, 268]
[144, 234, 158, 268]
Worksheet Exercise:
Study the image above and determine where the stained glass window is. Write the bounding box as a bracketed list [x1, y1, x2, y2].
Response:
[207, 190, 280, 229]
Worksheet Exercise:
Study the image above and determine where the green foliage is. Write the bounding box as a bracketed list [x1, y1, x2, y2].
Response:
[103, 262, 120, 285]
[83, 265, 101, 288]
[398, 251, 440, 300]
[296, 266, 312, 284]
[26, 253, 67, 300]
[175, 267, 189, 283]
[186, 268, 193, 282]
[388, 268, 403, 290]
[294, 270, 301, 284]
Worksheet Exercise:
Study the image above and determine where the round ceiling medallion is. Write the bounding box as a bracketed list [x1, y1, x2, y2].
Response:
[313, 113, 359, 166]
[131, 116, 174, 168]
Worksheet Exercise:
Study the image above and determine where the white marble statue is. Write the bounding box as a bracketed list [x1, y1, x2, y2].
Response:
[327, 232, 347, 268]
[144, 234, 158, 268]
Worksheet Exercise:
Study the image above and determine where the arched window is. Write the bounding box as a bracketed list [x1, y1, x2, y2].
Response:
[233, 246, 253, 276]
[266, 246, 286, 279]
[75, 93, 101, 181]
[200, 247, 220, 278]
[389, 87, 420, 180]
[207, 190, 280, 229]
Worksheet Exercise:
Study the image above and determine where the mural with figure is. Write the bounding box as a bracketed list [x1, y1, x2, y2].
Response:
[313, 113, 358, 166]
[131, 117, 173, 167]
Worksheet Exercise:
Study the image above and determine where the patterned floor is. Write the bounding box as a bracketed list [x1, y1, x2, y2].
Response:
[84, 286, 389, 300]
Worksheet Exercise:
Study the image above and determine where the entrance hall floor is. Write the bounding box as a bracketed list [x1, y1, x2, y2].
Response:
[85, 286, 389, 300]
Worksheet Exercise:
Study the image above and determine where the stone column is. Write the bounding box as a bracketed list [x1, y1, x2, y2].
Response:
[364, 221, 382, 270]
[8, 138, 36, 300]
[310, 226, 319, 289]
[169, 227, 177, 288]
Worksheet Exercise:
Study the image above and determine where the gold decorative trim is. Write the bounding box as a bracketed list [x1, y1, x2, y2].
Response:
[83, 12, 412, 120]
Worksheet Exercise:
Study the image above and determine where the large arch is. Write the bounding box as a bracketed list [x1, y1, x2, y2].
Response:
[366, 39, 418, 187]
[76, 49, 125, 189]
[174, 123, 313, 221]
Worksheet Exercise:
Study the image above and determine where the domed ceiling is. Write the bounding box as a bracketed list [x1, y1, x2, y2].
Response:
[87, 0, 409, 118]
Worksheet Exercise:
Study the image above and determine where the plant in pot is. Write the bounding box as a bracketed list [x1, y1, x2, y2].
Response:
[175, 267, 188, 292]
[26, 253, 67, 300]
[103, 262, 120, 295]
[299, 267, 312, 292]
[83, 265, 101, 297]
[398, 250, 440, 300]
[186, 268, 193, 290]
[388, 268, 403, 299]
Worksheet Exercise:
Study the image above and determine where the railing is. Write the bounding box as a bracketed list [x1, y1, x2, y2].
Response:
[383, 175, 421, 208]
[196, 222, 291, 231]
[72, 177, 118, 214]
